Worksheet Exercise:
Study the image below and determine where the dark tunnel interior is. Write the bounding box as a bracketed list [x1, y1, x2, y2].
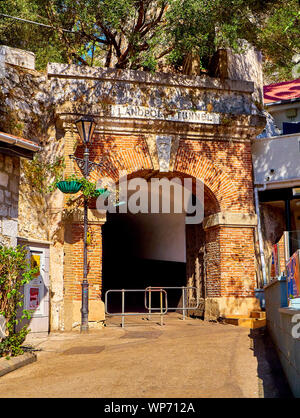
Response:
[102, 211, 186, 313]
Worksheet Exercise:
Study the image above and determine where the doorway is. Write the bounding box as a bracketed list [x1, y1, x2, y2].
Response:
[17, 240, 50, 334]
[101, 172, 209, 316]
[102, 211, 187, 313]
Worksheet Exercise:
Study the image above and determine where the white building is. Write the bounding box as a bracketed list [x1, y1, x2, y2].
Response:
[252, 79, 300, 284]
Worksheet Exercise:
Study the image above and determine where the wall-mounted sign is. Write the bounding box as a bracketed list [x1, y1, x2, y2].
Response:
[29, 287, 40, 309]
[110, 105, 220, 124]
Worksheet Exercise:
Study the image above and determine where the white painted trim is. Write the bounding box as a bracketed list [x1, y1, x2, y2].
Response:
[254, 178, 300, 190]
[18, 236, 52, 245]
[253, 132, 300, 142]
[0, 132, 40, 152]
[278, 307, 300, 315]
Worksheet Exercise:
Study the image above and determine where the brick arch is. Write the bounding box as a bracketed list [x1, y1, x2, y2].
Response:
[175, 147, 239, 212]
[88, 167, 221, 218]
[74, 134, 240, 213]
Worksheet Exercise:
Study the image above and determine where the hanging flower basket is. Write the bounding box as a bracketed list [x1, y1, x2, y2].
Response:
[94, 188, 110, 197]
[56, 180, 83, 194]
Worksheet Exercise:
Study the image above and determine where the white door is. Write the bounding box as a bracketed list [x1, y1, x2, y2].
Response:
[20, 244, 50, 333]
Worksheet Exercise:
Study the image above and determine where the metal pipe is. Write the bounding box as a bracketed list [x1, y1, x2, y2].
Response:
[121, 289, 125, 328]
[160, 290, 163, 326]
[80, 147, 90, 333]
[144, 286, 199, 311]
[148, 286, 152, 321]
[182, 287, 186, 320]
[285, 199, 292, 258]
[254, 185, 268, 286]
[105, 289, 168, 317]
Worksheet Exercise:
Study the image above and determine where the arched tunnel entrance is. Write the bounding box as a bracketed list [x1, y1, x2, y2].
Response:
[101, 171, 219, 316]
[102, 210, 187, 313]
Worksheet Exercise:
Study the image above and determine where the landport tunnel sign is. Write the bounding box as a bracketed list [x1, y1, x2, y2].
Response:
[110, 104, 220, 124]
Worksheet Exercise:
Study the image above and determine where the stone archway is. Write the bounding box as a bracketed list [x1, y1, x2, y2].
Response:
[96, 167, 222, 318]
[55, 61, 265, 330]
[62, 127, 260, 328]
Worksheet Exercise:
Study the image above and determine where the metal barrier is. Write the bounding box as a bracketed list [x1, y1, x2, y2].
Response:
[105, 288, 168, 328]
[145, 286, 199, 321]
[105, 286, 200, 328]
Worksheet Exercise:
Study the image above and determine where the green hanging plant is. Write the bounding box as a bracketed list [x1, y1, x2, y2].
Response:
[94, 188, 110, 197]
[50, 174, 109, 199]
[56, 180, 83, 194]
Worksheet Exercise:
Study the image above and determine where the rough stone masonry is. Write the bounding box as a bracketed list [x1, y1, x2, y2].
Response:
[0, 153, 20, 247]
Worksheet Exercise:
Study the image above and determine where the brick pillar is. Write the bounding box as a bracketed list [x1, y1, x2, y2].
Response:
[219, 226, 256, 298]
[205, 226, 221, 300]
[204, 212, 260, 319]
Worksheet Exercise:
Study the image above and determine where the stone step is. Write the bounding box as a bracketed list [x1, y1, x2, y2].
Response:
[250, 310, 266, 319]
[238, 318, 266, 329]
[223, 316, 266, 329]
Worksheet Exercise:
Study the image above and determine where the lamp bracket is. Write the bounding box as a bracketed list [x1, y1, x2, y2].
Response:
[69, 154, 109, 176]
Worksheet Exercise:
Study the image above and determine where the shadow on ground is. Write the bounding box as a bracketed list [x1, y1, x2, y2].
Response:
[249, 327, 293, 398]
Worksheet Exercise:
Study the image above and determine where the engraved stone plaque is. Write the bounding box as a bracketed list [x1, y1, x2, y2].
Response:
[156, 136, 172, 172]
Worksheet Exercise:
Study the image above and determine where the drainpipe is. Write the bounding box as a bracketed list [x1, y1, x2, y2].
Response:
[254, 184, 268, 286]
[285, 199, 292, 258]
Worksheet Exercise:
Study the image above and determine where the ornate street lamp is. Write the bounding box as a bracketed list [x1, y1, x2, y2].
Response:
[68, 117, 116, 332]
[68, 116, 96, 333]
[75, 116, 96, 146]
[75, 116, 96, 333]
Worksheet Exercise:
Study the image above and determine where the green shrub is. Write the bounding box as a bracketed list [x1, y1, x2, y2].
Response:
[0, 245, 38, 357]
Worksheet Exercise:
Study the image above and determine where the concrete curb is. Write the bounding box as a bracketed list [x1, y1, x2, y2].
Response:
[0, 352, 37, 377]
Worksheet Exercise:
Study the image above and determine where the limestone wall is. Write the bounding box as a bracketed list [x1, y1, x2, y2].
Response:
[47, 62, 258, 123]
[0, 153, 20, 247]
[0, 45, 35, 70]
[0, 52, 65, 331]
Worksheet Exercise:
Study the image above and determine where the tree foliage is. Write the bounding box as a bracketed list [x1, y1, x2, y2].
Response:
[0, 0, 299, 80]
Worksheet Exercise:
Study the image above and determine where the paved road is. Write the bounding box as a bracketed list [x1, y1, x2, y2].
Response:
[0, 314, 292, 398]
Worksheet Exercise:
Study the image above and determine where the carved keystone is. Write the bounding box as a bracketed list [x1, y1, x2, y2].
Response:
[156, 135, 172, 172]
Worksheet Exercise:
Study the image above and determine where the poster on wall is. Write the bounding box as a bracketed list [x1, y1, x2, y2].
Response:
[24, 250, 44, 315]
[30, 253, 41, 278]
[29, 287, 40, 309]
[286, 250, 300, 300]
